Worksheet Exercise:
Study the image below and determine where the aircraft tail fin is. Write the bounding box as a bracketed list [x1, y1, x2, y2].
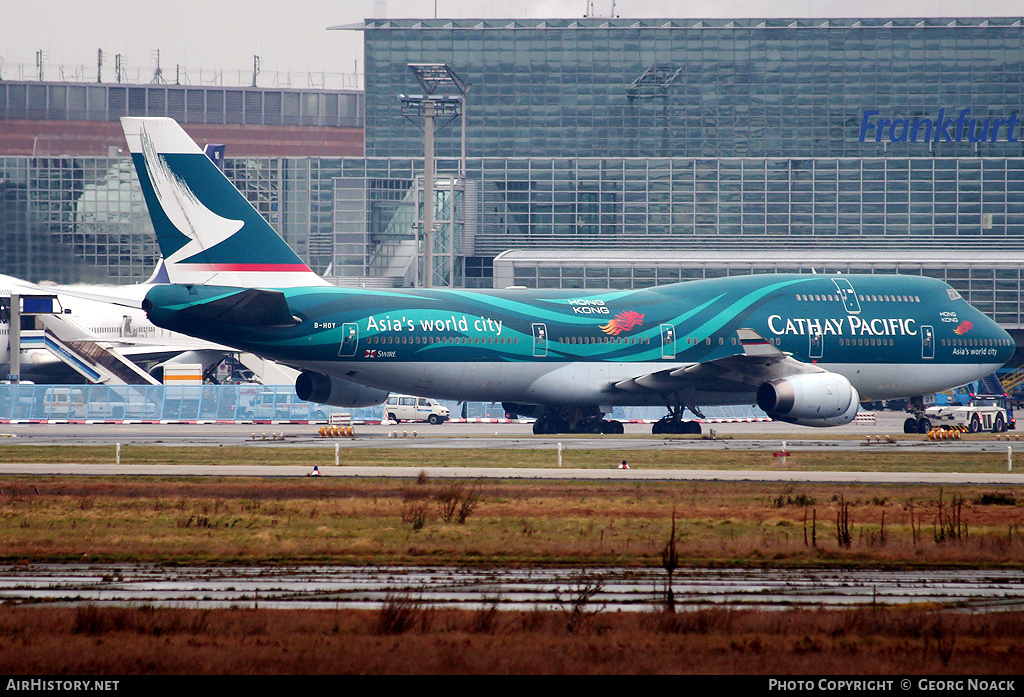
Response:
[121, 117, 328, 288]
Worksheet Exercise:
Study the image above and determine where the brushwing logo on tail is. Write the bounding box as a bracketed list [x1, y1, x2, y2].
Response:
[953, 321, 974, 335]
[599, 311, 645, 335]
[139, 124, 243, 264]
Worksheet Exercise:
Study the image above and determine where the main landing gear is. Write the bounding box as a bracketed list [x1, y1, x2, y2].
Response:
[651, 403, 703, 435]
[903, 396, 931, 434]
[529, 407, 625, 435]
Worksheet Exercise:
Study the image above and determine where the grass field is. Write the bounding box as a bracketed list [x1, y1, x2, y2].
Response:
[2, 443, 1023, 674]
[1, 442, 1023, 472]
[1, 604, 1021, 674]
[1, 472, 1021, 568]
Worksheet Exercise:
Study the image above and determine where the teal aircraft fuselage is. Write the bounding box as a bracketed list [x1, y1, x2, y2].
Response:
[124, 116, 1015, 434]
[144, 271, 1012, 408]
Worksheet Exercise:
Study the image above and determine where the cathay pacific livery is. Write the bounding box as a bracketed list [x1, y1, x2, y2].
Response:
[123, 117, 1015, 435]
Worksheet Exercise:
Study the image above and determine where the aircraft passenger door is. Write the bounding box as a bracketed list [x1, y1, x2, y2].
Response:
[809, 329, 823, 360]
[532, 323, 548, 357]
[660, 324, 676, 359]
[921, 325, 935, 360]
[339, 323, 359, 357]
[832, 278, 861, 314]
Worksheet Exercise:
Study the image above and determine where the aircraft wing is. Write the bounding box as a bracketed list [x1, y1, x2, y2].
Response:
[50, 287, 144, 310]
[0, 274, 144, 310]
[610, 328, 825, 396]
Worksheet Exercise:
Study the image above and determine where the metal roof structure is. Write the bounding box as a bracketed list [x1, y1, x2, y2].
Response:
[493, 249, 1024, 265]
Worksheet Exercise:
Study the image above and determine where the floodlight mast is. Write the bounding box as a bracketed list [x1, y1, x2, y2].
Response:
[424, 100, 435, 288]
[408, 63, 470, 177]
[400, 94, 461, 288]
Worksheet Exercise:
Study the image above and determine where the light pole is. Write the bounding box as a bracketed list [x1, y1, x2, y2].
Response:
[399, 94, 461, 287]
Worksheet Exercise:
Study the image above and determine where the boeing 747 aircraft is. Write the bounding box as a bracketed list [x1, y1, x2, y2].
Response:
[123, 117, 1015, 435]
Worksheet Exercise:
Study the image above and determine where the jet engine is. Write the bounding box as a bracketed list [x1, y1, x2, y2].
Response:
[756, 372, 860, 427]
[295, 371, 389, 408]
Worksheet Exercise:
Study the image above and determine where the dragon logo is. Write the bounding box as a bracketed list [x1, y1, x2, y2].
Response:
[599, 310, 645, 335]
[953, 321, 974, 335]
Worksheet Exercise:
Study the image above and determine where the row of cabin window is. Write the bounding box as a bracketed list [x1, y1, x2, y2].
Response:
[942, 337, 1014, 347]
[685, 336, 782, 346]
[837, 338, 896, 347]
[797, 294, 921, 303]
[366, 334, 803, 348]
[368, 335, 520, 345]
[557, 336, 651, 345]
[834, 337, 1013, 347]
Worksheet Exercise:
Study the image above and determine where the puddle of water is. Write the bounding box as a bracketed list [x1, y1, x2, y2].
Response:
[1, 564, 1023, 612]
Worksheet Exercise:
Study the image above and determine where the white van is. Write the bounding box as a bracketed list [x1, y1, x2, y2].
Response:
[43, 387, 86, 418]
[247, 392, 328, 421]
[384, 395, 450, 425]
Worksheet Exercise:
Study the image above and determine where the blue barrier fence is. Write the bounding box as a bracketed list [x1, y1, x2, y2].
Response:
[0, 384, 336, 422]
[0, 385, 768, 423]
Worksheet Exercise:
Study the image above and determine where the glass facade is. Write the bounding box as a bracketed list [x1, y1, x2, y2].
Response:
[2, 17, 1024, 334]
[0, 156, 155, 283]
[364, 18, 1024, 161]
[0, 81, 363, 127]
[0, 155, 346, 283]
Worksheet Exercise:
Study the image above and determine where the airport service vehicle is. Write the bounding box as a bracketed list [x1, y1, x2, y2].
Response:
[384, 395, 450, 424]
[246, 392, 328, 421]
[920, 395, 1015, 434]
[0, 264, 228, 386]
[123, 117, 1015, 436]
[161, 363, 204, 385]
[42, 387, 158, 420]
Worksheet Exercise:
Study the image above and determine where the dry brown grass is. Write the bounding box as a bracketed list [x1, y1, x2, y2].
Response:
[1, 477, 1022, 568]
[0, 604, 1020, 674]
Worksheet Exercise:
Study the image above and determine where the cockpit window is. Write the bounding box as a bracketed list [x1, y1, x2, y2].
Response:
[947, 289, 963, 301]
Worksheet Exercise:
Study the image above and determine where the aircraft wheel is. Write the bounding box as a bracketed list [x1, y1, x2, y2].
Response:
[969, 414, 982, 433]
[917, 417, 932, 434]
[904, 417, 919, 434]
[601, 420, 624, 435]
[687, 420, 702, 435]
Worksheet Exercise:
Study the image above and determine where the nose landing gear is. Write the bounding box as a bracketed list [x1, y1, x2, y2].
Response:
[529, 408, 624, 435]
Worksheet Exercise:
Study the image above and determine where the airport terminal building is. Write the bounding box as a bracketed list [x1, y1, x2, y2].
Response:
[2, 17, 1024, 336]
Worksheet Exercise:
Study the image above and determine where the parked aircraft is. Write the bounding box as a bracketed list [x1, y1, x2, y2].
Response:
[0, 265, 228, 384]
[124, 117, 1015, 434]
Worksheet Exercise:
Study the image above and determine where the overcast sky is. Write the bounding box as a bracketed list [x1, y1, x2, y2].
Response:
[3, 0, 1022, 83]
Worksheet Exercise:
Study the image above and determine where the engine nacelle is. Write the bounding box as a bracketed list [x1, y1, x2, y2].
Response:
[756, 372, 860, 427]
[295, 371, 389, 408]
